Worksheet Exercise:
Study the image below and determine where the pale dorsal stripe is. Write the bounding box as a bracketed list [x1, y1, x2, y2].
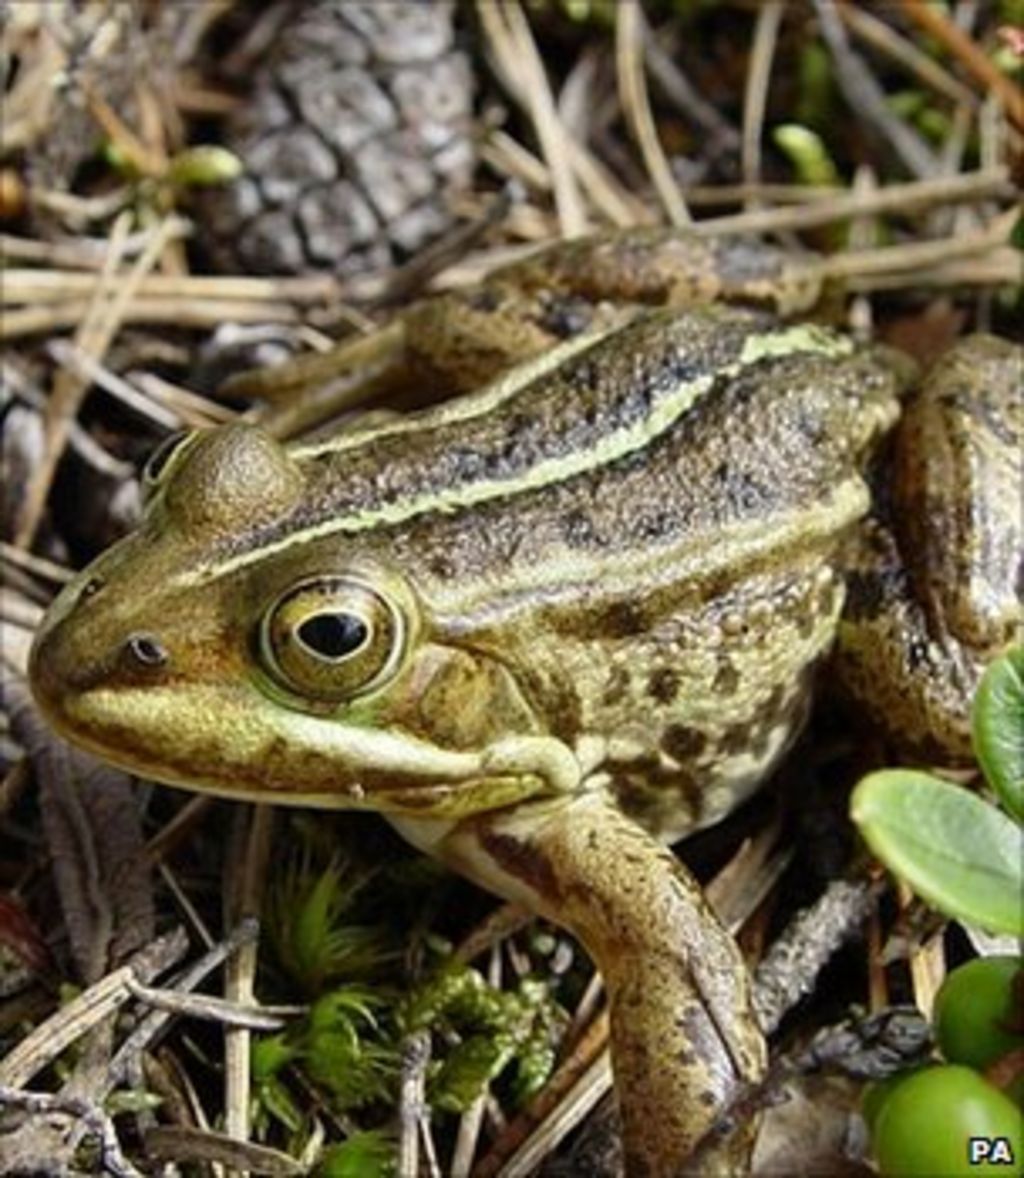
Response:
[181, 325, 852, 588]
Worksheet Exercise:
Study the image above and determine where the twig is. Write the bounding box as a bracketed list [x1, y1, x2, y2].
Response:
[2, 360, 136, 480]
[616, 3, 689, 226]
[753, 880, 879, 1035]
[0, 542, 74, 585]
[823, 212, 1016, 280]
[142, 1126, 305, 1176]
[0, 21, 64, 153]
[901, 0, 1024, 133]
[838, 4, 977, 110]
[812, 0, 940, 178]
[398, 1030, 431, 1178]
[2, 268, 338, 304]
[1, 220, 190, 269]
[643, 35, 740, 158]
[484, 1050, 613, 1178]
[0, 1087, 143, 1178]
[0, 594, 43, 641]
[82, 80, 165, 178]
[13, 213, 173, 547]
[223, 808, 274, 1171]
[482, 84, 644, 227]
[0, 968, 137, 1088]
[46, 340, 183, 431]
[1, 296, 303, 338]
[107, 920, 259, 1088]
[480, 131, 554, 193]
[742, 0, 785, 208]
[687, 182, 841, 204]
[131, 371, 238, 426]
[692, 166, 1010, 235]
[476, 0, 588, 236]
[123, 974, 297, 1031]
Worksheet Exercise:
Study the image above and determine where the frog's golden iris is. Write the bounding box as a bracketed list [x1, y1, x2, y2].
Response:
[259, 575, 407, 703]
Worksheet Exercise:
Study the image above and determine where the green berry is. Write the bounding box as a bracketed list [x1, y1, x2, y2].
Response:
[935, 956, 1023, 1071]
[861, 1070, 924, 1133]
[872, 1065, 1023, 1176]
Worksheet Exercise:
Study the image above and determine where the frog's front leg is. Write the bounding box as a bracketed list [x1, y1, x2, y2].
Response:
[836, 335, 1023, 759]
[393, 792, 765, 1177]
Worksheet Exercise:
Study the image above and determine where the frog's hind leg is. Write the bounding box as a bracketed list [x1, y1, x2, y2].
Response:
[836, 519, 980, 760]
[220, 226, 833, 440]
[835, 335, 1023, 762]
[492, 225, 827, 315]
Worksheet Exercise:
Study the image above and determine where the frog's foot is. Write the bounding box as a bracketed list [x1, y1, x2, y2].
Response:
[395, 793, 766, 1176]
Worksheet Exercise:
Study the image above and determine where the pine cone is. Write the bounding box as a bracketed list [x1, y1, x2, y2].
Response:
[201, 0, 475, 277]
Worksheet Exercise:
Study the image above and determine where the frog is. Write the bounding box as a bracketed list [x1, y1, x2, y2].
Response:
[28, 227, 1022, 1176]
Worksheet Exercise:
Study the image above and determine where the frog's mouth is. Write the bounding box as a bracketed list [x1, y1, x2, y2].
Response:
[29, 627, 572, 817]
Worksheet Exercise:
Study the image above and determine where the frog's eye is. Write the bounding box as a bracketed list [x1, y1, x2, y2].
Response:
[141, 430, 197, 504]
[259, 576, 405, 702]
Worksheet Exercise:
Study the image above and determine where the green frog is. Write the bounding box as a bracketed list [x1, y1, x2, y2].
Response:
[29, 229, 1022, 1176]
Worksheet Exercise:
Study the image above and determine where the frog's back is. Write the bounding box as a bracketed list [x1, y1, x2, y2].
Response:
[269, 308, 901, 837]
[276, 308, 901, 614]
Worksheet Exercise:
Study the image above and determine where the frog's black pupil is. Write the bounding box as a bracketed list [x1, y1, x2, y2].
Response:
[298, 613, 368, 659]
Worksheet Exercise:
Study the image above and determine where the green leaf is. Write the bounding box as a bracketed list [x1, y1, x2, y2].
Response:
[166, 145, 243, 188]
[851, 770, 1024, 937]
[772, 124, 841, 187]
[256, 1074, 305, 1135]
[431, 1034, 515, 1112]
[319, 1131, 395, 1178]
[266, 857, 392, 992]
[253, 1032, 299, 1081]
[304, 988, 397, 1110]
[973, 647, 1024, 822]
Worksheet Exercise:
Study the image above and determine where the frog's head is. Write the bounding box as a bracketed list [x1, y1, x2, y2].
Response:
[30, 424, 578, 815]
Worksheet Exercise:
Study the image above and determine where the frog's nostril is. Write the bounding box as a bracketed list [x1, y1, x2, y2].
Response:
[125, 634, 169, 668]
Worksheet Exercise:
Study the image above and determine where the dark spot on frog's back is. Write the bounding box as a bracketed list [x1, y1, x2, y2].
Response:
[728, 471, 770, 512]
[427, 553, 455, 579]
[567, 358, 601, 393]
[467, 286, 504, 313]
[562, 508, 596, 547]
[713, 660, 740, 696]
[447, 445, 497, 481]
[638, 508, 676, 541]
[647, 667, 679, 703]
[603, 665, 631, 706]
[536, 295, 594, 339]
[795, 409, 827, 445]
[599, 600, 648, 638]
[721, 722, 753, 754]
[816, 574, 838, 620]
[662, 724, 707, 762]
